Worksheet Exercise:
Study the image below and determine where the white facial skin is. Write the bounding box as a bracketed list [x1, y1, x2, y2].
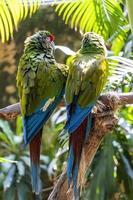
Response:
[41, 36, 55, 51]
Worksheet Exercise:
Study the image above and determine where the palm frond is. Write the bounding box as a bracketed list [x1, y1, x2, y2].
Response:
[126, 0, 133, 33]
[55, 0, 129, 41]
[0, 0, 40, 42]
[0, 0, 65, 43]
[107, 56, 133, 80]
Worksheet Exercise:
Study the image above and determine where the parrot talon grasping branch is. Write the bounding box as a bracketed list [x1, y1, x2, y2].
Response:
[17, 30, 68, 195]
[64, 32, 108, 198]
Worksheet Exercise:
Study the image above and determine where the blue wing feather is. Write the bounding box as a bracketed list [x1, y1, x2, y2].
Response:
[23, 89, 64, 145]
[65, 103, 94, 133]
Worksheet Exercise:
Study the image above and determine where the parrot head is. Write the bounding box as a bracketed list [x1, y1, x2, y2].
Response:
[24, 30, 55, 53]
[80, 32, 106, 55]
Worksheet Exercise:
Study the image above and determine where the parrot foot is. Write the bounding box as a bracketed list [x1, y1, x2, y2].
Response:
[94, 110, 115, 117]
[94, 92, 121, 116]
[94, 100, 109, 114]
[106, 92, 121, 111]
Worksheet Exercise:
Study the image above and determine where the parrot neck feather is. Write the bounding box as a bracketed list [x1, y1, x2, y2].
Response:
[24, 46, 56, 64]
[24, 40, 55, 64]
[80, 32, 107, 56]
[79, 46, 106, 56]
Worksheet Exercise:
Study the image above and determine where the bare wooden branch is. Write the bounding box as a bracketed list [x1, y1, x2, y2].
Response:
[0, 93, 133, 121]
[0, 103, 20, 120]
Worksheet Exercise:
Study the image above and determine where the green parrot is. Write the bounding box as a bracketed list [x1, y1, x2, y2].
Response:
[64, 32, 108, 197]
[16, 30, 68, 195]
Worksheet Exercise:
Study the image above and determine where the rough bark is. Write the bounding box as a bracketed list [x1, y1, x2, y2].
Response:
[0, 92, 132, 121]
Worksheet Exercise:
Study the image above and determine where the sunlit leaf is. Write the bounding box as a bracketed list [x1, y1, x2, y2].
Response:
[0, 157, 17, 163]
[0, 0, 40, 42]
[56, 0, 128, 42]
[0, 0, 67, 43]
[16, 116, 23, 135]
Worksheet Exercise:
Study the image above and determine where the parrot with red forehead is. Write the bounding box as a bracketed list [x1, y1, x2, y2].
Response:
[65, 32, 108, 197]
[17, 30, 68, 195]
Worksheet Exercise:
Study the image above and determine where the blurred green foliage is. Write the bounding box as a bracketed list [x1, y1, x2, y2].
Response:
[0, 2, 133, 200]
[0, 116, 66, 200]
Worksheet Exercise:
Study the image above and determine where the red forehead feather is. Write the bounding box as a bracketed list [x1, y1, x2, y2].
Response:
[49, 34, 55, 41]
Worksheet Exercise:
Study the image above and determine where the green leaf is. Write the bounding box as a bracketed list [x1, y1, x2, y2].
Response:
[16, 117, 23, 135]
[0, 131, 11, 144]
[16, 161, 25, 177]
[0, 0, 41, 42]
[121, 154, 133, 181]
[3, 185, 15, 200]
[0, 119, 14, 145]
[17, 182, 29, 200]
[3, 165, 16, 190]
[126, 0, 133, 33]
[84, 134, 117, 199]
[0, 157, 17, 163]
[56, 0, 128, 42]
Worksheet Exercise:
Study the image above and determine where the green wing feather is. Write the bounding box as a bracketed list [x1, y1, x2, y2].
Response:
[17, 54, 68, 116]
[65, 53, 108, 107]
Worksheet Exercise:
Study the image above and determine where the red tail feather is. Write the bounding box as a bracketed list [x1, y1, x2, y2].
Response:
[70, 117, 88, 167]
[30, 129, 42, 164]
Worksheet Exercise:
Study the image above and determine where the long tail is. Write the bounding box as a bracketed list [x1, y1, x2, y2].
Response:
[29, 129, 42, 195]
[67, 117, 88, 195]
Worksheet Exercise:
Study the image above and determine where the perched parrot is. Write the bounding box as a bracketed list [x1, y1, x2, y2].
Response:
[65, 32, 108, 196]
[16, 30, 68, 195]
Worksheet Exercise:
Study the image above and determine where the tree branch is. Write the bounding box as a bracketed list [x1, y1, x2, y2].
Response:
[0, 92, 132, 120]
[0, 102, 20, 120]
[47, 92, 133, 200]
[0, 92, 133, 199]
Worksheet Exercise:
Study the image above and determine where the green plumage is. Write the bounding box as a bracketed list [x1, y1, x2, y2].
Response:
[17, 31, 68, 116]
[65, 32, 109, 198]
[16, 30, 69, 196]
[65, 32, 109, 107]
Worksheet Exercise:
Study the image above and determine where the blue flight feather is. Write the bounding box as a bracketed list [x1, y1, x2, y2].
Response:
[31, 161, 41, 194]
[67, 145, 74, 186]
[65, 104, 94, 133]
[66, 100, 94, 199]
[23, 89, 64, 145]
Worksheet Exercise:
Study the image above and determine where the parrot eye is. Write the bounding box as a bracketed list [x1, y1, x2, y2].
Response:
[48, 34, 55, 42]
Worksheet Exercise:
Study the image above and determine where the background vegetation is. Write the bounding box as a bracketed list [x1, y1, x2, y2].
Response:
[0, 1, 133, 199]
